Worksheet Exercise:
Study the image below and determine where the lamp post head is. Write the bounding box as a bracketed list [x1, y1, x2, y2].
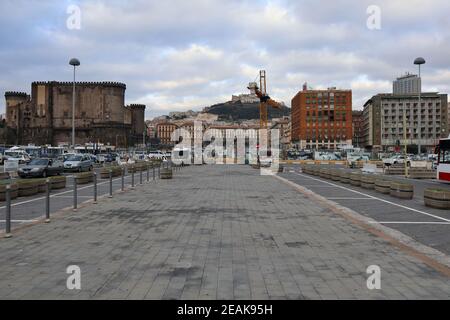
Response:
[414, 57, 425, 65]
[69, 58, 80, 66]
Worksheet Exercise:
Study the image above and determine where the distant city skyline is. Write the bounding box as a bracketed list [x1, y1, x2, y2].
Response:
[1, 0, 450, 120]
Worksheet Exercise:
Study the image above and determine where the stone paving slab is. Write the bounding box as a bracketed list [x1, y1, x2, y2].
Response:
[0, 165, 448, 299]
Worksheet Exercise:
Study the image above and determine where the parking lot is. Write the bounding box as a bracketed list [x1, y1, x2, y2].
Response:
[281, 164, 450, 255]
[0, 165, 162, 232]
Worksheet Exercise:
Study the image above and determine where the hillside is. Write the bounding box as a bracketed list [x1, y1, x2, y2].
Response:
[204, 101, 290, 121]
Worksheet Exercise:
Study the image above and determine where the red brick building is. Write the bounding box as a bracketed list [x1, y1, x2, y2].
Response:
[156, 122, 178, 146]
[291, 87, 353, 149]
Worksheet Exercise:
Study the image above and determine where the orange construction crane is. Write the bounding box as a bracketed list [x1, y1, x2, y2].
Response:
[248, 70, 282, 129]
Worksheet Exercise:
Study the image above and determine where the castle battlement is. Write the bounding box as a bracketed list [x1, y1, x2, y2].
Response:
[5, 91, 28, 98]
[127, 104, 146, 110]
[31, 81, 127, 89]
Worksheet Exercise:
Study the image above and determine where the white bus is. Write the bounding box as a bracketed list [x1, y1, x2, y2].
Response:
[436, 137, 450, 182]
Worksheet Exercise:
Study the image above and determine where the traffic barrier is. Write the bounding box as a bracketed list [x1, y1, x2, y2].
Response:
[384, 164, 406, 175]
[374, 179, 391, 194]
[390, 181, 414, 200]
[339, 170, 350, 184]
[100, 166, 122, 179]
[16, 179, 39, 197]
[75, 172, 94, 185]
[360, 174, 376, 189]
[320, 168, 331, 179]
[0, 172, 11, 181]
[34, 179, 47, 193]
[350, 172, 362, 186]
[330, 169, 341, 181]
[408, 168, 436, 179]
[0, 183, 18, 201]
[49, 176, 66, 190]
[424, 188, 450, 209]
[161, 167, 173, 179]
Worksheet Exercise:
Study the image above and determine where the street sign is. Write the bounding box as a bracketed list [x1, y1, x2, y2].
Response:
[4, 160, 19, 173]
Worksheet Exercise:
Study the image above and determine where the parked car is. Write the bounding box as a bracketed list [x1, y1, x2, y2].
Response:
[18, 158, 64, 178]
[382, 154, 411, 166]
[86, 154, 98, 163]
[148, 151, 164, 159]
[3, 150, 31, 164]
[64, 154, 93, 172]
[97, 153, 114, 163]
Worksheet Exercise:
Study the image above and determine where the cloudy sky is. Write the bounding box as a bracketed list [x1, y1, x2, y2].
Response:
[1, 0, 450, 119]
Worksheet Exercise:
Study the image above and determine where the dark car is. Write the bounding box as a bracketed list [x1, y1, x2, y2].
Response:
[18, 158, 64, 178]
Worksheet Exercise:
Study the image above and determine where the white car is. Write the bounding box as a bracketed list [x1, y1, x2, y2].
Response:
[148, 151, 164, 159]
[383, 155, 411, 166]
[4, 150, 31, 164]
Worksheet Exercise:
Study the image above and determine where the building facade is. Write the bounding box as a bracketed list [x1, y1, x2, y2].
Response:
[352, 110, 364, 148]
[393, 73, 421, 95]
[4, 82, 145, 147]
[156, 122, 178, 147]
[291, 87, 352, 149]
[361, 93, 448, 152]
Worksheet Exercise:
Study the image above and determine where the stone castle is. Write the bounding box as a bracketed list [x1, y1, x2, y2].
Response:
[4, 81, 145, 147]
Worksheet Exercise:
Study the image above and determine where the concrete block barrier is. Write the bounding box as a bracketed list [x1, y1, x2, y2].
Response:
[390, 181, 414, 200]
[0, 183, 18, 201]
[330, 169, 341, 181]
[360, 174, 376, 189]
[374, 178, 391, 194]
[424, 188, 450, 209]
[16, 180, 39, 197]
[339, 170, 350, 184]
[350, 172, 361, 186]
[49, 176, 67, 190]
[160, 167, 173, 179]
[75, 172, 94, 185]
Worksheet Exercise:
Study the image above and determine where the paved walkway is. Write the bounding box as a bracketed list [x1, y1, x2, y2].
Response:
[0, 165, 448, 299]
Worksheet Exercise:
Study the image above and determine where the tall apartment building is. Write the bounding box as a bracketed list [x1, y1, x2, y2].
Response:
[291, 87, 352, 149]
[361, 93, 448, 152]
[393, 73, 421, 95]
[352, 111, 364, 148]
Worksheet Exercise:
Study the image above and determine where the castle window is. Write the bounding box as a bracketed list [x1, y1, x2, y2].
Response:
[64, 111, 69, 117]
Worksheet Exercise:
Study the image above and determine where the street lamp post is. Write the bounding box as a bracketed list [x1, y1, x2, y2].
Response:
[69, 58, 80, 150]
[414, 57, 425, 155]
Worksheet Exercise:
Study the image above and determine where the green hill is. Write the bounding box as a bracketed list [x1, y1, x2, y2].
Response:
[204, 101, 290, 121]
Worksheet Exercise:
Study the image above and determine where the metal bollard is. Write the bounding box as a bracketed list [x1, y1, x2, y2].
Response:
[4, 185, 12, 238]
[45, 178, 50, 223]
[109, 170, 113, 198]
[73, 176, 77, 211]
[121, 167, 125, 191]
[147, 165, 150, 182]
[153, 166, 155, 180]
[131, 169, 135, 189]
[93, 172, 98, 203]
[140, 169, 143, 185]
[158, 166, 160, 179]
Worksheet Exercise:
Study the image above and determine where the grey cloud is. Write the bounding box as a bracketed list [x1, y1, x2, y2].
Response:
[0, 0, 449, 119]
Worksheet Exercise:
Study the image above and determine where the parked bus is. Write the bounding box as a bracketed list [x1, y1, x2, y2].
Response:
[436, 136, 450, 182]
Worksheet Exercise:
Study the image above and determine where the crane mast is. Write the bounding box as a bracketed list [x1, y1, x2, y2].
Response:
[248, 70, 282, 129]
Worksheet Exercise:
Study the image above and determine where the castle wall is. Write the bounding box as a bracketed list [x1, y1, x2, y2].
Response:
[4, 82, 144, 147]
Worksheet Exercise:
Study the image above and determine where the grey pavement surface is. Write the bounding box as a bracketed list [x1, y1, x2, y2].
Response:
[0, 164, 449, 299]
[281, 164, 450, 255]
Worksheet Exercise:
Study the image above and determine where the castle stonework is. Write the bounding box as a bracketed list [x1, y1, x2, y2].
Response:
[4, 82, 145, 147]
